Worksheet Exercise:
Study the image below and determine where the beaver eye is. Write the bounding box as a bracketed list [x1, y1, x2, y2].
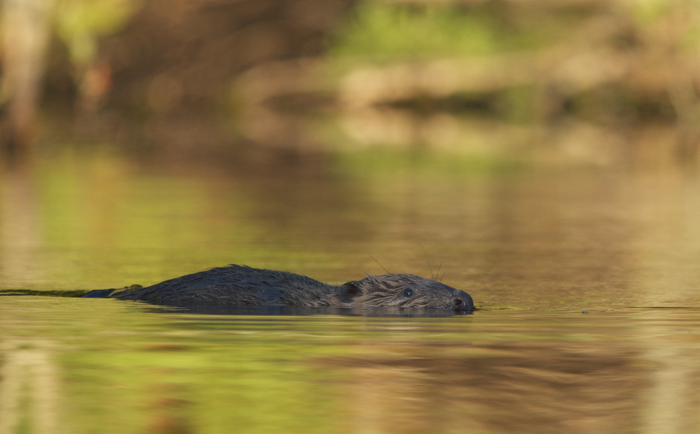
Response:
[402, 288, 414, 297]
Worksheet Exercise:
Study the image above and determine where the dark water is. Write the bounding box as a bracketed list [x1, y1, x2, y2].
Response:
[2, 146, 700, 433]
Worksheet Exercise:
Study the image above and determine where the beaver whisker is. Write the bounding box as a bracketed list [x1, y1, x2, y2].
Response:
[469, 267, 495, 294]
[419, 243, 435, 280]
[368, 254, 391, 275]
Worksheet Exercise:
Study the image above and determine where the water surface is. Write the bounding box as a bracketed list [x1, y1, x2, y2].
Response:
[1, 146, 700, 433]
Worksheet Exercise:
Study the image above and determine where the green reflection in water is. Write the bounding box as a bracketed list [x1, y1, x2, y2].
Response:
[332, 148, 527, 178]
[3, 297, 700, 433]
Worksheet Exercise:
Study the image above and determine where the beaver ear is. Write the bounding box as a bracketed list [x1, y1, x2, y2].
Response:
[337, 281, 362, 303]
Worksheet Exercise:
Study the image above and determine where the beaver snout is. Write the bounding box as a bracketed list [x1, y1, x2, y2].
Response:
[452, 290, 474, 311]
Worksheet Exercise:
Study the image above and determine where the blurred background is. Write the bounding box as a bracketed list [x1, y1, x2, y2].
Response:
[1, 0, 699, 164]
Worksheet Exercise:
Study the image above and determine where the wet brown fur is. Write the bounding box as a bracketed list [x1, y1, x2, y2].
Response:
[88, 264, 473, 312]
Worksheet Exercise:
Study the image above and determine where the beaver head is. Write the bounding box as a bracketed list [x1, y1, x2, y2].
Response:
[335, 274, 474, 312]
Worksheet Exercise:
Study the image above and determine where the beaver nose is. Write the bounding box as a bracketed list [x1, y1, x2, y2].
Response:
[452, 291, 474, 311]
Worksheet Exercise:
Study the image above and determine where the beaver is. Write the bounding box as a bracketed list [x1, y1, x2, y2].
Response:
[82, 264, 474, 313]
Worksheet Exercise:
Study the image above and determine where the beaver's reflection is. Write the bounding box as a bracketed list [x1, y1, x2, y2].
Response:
[331, 344, 649, 434]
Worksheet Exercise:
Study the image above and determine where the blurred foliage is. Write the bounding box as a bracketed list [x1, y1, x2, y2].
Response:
[628, 0, 700, 49]
[330, 3, 504, 59]
[630, 0, 673, 25]
[53, 0, 140, 67]
[38, 0, 700, 132]
[329, 0, 700, 59]
[309, 0, 700, 152]
[3, 0, 699, 155]
[328, 2, 567, 60]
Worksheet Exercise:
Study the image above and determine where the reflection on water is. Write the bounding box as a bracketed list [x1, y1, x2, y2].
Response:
[0, 340, 59, 434]
[2, 298, 700, 433]
[2, 145, 700, 432]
